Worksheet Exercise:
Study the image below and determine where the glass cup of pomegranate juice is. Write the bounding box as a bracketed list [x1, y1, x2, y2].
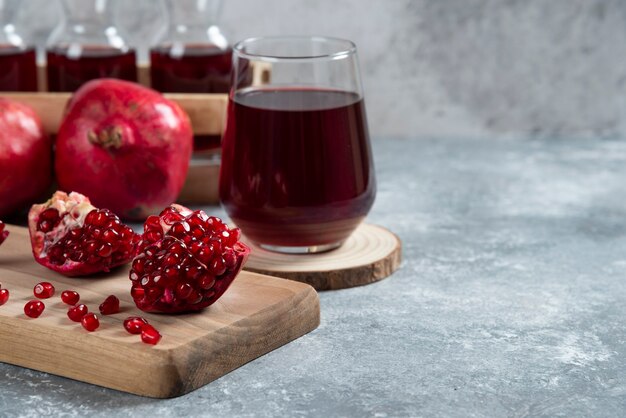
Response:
[219, 36, 376, 254]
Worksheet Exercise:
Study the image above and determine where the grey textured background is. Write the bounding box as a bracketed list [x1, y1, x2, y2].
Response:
[14, 0, 626, 139]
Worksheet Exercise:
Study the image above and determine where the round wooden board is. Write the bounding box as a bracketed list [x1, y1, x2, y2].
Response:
[243, 224, 402, 291]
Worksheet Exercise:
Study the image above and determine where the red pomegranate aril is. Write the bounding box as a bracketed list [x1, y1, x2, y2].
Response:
[97, 243, 113, 257]
[160, 207, 184, 225]
[33, 281, 55, 299]
[67, 304, 88, 322]
[81, 313, 100, 332]
[61, 290, 80, 305]
[123, 316, 148, 334]
[131, 286, 145, 299]
[186, 290, 202, 304]
[144, 215, 161, 232]
[37, 208, 60, 233]
[24, 300, 45, 318]
[101, 229, 119, 244]
[199, 275, 215, 290]
[99, 295, 120, 315]
[141, 324, 162, 345]
[0, 288, 9, 305]
[174, 282, 193, 299]
[209, 257, 226, 276]
[223, 249, 237, 268]
[144, 230, 163, 243]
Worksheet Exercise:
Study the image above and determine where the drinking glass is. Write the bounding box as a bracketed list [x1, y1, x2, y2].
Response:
[219, 36, 376, 254]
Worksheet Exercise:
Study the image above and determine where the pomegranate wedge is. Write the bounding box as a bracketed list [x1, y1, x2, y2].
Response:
[28, 191, 140, 277]
[130, 204, 250, 313]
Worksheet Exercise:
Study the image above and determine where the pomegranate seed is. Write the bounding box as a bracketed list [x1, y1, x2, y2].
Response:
[186, 290, 202, 304]
[67, 304, 88, 322]
[144, 215, 161, 232]
[61, 290, 80, 305]
[24, 300, 45, 318]
[199, 275, 215, 290]
[37, 208, 60, 232]
[223, 249, 237, 268]
[33, 282, 55, 299]
[123, 316, 148, 334]
[81, 313, 100, 332]
[99, 295, 120, 315]
[0, 288, 9, 305]
[144, 230, 162, 243]
[141, 324, 162, 345]
[209, 257, 226, 276]
[131, 286, 144, 299]
[97, 243, 113, 257]
[175, 282, 193, 299]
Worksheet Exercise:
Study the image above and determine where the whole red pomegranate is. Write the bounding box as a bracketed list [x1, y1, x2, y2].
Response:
[55, 79, 193, 220]
[129, 205, 250, 313]
[0, 98, 52, 218]
[28, 191, 141, 277]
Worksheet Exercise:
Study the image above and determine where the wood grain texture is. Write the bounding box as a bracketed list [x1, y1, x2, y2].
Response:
[0, 92, 228, 136]
[0, 226, 320, 398]
[243, 224, 402, 290]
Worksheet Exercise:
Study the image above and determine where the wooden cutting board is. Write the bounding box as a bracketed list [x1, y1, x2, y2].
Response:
[0, 225, 320, 398]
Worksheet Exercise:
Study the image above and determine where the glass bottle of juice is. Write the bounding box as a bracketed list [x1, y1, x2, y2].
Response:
[150, 0, 232, 152]
[0, 0, 38, 91]
[46, 0, 137, 92]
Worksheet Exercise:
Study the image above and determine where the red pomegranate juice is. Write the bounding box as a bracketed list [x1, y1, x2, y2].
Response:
[46, 48, 137, 92]
[220, 88, 376, 248]
[0, 47, 37, 91]
[150, 46, 232, 93]
[150, 46, 232, 151]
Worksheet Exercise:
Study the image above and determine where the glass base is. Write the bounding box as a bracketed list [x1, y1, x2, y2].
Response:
[258, 241, 343, 254]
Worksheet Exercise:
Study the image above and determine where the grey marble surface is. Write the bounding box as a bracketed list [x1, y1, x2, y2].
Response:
[13, 0, 626, 139]
[1, 137, 626, 417]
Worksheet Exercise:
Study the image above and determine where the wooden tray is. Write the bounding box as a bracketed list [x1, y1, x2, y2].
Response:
[0, 225, 320, 398]
[244, 224, 402, 290]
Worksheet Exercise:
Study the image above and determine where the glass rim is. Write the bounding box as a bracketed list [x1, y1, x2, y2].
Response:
[233, 36, 357, 62]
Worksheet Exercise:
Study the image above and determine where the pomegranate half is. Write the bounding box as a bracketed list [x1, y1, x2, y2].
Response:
[55, 79, 193, 220]
[129, 205, 250, 313]
[0, 98, 52, 218]
[28, 191, 140, 277]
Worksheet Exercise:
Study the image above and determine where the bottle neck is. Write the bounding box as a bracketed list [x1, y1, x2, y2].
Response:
[155, 0, 228, 51]
[166, 0, 222, 28]
[61, 0, 116, 27]
[48, 0, 131, 53]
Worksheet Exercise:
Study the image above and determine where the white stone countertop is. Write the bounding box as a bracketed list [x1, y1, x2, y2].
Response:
[1, 138, 625, 417]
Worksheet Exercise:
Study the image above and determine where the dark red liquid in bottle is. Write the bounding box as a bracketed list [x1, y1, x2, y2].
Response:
[150, 46, 232, 152]
[220, 88, 376, 248]
[0, 47, 38, 91]
[150, 46, 231, 93]
[46, 47, 137, 92]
